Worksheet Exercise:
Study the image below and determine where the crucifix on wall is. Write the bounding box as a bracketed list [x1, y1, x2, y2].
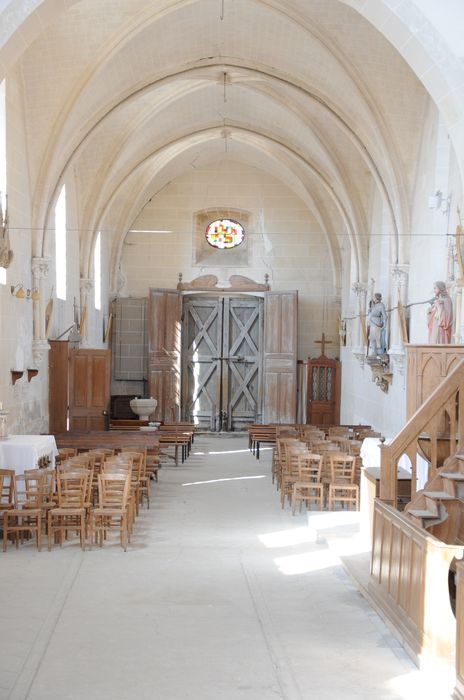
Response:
[314, 333, 332, 357]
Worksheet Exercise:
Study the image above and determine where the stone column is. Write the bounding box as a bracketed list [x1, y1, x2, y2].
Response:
[31, 256, 52, 367]
[352, 282, 368, 366]
[388, 265, 409, 375]
[79, 277, 94, 347]
[388, 265, 409, 374]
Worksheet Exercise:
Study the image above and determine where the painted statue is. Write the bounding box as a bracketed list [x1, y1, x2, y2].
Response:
[427, 281, 453, 344]
[368, 292, 387, 357]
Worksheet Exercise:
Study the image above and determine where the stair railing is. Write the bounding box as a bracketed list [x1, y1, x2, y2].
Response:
[380, 359, 464, 507]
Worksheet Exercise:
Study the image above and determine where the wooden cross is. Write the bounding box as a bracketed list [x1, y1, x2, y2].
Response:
[315, 333, 332, 357]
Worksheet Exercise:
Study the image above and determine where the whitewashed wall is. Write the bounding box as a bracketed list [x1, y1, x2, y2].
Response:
[119, 160, 340, 362]
[0, 72, 46, 433]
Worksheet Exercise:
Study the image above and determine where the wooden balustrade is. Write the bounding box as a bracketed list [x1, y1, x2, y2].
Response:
[369, 499, 463, 664]
[380, 359, 464, 507]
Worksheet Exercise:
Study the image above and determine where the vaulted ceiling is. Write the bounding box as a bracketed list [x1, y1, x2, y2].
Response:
[10, 0, 432, 285]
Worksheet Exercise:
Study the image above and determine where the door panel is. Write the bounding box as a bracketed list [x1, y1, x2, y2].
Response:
[262, 291, 298, 423]
[182, 297, 223, 430]
[223, 297, 263, 430]
[148, 289, 182, 422]
[48, 340, 69, 433]
[182, 295, 263, 430]
[69, 349, 111, 431]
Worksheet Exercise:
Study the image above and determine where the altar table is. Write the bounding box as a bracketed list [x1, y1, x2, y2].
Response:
[0, 435, 58, 474]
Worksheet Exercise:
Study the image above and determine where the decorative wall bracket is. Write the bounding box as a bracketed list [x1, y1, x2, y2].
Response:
[352, 348, 366, 369]
[27, 368, 38, 382]
[367, 356, 393, 393]
[10, 370, 24, 385]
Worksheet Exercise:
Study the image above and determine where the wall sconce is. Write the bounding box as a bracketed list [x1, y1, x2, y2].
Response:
[10, 284, 40, 300]
[428, 190, 451, 214]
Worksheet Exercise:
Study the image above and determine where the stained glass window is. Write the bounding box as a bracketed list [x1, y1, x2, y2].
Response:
[205, 218, 244, 249]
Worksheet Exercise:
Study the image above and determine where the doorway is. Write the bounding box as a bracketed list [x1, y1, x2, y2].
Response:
[181, 295, 263, 431]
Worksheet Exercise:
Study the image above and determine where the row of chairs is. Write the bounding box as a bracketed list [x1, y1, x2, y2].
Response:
[0, 446, 155, 552]
[273, 435, 360, 513]
[248, 422, 378, 459]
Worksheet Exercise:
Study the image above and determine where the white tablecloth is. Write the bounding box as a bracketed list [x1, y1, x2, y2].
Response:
[0, 435, 58, 474]
[360, 437, 428, 489]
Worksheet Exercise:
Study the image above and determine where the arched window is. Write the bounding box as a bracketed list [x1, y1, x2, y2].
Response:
[0, 80, 6, 285]
[94, 231, 101, 310]
[55, 186, 67, 300]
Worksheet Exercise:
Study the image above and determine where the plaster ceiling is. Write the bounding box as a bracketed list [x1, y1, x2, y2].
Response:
[11, 0, 431, 283]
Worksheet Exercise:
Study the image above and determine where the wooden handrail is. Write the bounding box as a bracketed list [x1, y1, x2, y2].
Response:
[380, 358, 464, 505]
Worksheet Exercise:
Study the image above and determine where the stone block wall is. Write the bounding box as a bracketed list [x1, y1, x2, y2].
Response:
[119, 160, 340, 362]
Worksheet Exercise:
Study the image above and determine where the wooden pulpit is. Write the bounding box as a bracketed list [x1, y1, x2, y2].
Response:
[307, 334, 341, 426]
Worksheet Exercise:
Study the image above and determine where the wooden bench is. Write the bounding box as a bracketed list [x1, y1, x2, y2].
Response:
[105, 422, 196, 466]
[54, 431, 162, 484]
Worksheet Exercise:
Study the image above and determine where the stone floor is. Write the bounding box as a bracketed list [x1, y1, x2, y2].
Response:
[0, 434, 456, 699]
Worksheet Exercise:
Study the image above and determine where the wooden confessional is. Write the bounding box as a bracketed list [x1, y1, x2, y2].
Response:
[306, 334, 341, 426]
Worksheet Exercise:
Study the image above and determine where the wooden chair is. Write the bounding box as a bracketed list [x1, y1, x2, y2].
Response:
[291, 454, 324, 514]
[280, 445, 308, 508]
[146, 447, 161, 482]
[3, 473, 43, 551]
[274, 438, 301, 491]
[272, 437, 299, 488]
[328, 454, 358, 510]
[0, 469, 15, 514]
[328, 426, 350, 439]
[118, 449, 150, 510]
[48, 472, 88, 550]
[116, 452, 144, 515]
[102, 461, 134, 531]
[89, 473, 131, 551]
[24, 467, 56, 532]
[56, 447, 77, 464]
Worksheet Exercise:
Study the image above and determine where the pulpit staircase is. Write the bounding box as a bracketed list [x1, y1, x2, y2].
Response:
[405, 454, 464, 543]
[369, 359, 464, 687]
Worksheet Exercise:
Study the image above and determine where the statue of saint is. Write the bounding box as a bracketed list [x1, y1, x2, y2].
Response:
[427, 281, 453, 344]
[368, 292, 387, 357]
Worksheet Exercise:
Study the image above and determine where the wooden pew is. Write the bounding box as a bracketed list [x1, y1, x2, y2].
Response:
[54, 432, 161, 473]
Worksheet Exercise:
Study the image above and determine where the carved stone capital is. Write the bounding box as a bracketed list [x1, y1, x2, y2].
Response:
[352, 282, 368, 298]
[80, 277, 94, 294]
[391, 264, 409, 298]
[32, 257, 52, 279]
[31, 339, 50, 368]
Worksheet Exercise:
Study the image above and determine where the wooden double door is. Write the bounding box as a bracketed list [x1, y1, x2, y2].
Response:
[181, 295, 263, 431]
[147, 288, 298, 430]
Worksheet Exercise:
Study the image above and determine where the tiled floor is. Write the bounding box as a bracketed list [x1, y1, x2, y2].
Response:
[0, 435, 455, 699]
